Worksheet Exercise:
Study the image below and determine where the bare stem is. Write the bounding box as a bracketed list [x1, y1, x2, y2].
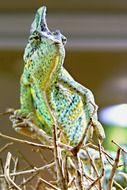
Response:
[0, 142, 13, 153]
[73, 153, 83, 190]
[0, 162, 54, 178]
[0, 132, 53, 150]
[39, 177, 59, 190]
[112, 140, 127, 154]
[4, 152, 21, 190]
[85, 148, 102, 189]
[107, 148, 121, 190]
[53, 123, 67, 190]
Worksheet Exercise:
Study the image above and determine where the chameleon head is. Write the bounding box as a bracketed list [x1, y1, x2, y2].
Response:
[24, 6, 66, 63]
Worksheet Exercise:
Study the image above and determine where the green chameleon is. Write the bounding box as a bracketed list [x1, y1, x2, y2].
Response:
[13, 6, 105, 145]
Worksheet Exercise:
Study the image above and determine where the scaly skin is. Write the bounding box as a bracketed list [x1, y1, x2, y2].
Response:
[14, 6, 105, 145]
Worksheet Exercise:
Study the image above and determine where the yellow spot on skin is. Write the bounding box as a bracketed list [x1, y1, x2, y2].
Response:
[30, 88, 43, 123]
[44, 55, 59, 89]
[36, 111, 44, 123]
[31, 88, 36, 99]
[68, 101, 82, 121]
[25, 59, 32, 69]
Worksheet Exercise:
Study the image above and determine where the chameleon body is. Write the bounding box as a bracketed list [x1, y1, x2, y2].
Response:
[16, 6, 105, 145]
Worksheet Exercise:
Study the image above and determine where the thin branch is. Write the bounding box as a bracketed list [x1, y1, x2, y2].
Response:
[68, 177, 75, 188]
[72, 153, 83, 190]
[37, 149, 56, 179]
[0, 142, 13, 153]
[83, 171, 95, 183]
[98, 140, 105, 188]
[107, 148, 121, 190]
[30, 184, 36, 190]
[88, 143, 115, 162]
[0, 108, 14, 116]
[119, 172, 127, 180]
[112, 140, 127, 154]
[85, 148, 102, 189]
[39, 177, 59, 190]
[12, 157, 19, 182]
[86, 173, 103, 190]
[35, 177, 42, 190]
[53, 123, 67, 190]
[0, 132, 53, 150]
[19, 173, 38, 188]
[63, 155, 69, 184]
[22, 178, 26, 190]
[58, 142, 73, 152]
[17, 150, 34, 168]
[0, 159, 8, 190]
[113, 180, 124, 190]
[71, 119, 92, 155]
[4, 152, 21, 190]
[0, 162, 54, 178]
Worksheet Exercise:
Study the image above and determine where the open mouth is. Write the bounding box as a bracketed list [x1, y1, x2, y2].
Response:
[31, 6, 67, 45]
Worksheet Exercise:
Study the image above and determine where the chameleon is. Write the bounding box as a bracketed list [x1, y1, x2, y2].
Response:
[12, 6, 105, 146]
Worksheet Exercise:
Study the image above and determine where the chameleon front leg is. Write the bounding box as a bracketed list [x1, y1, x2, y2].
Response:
[59, 68, 105, 141]
[20, 81, 34, 115]
[31, 83, 54, 136]
[10, 77, 41, 138]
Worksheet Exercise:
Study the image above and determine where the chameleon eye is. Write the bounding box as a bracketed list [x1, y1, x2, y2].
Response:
[62, 36, 67, 45]
[29, 34, 40, 41]
[33, 35, 40, 40]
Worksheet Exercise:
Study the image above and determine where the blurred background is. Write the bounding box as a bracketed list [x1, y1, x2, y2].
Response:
[0, 0, 127, 174]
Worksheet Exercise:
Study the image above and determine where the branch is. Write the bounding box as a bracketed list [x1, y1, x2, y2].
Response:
[107, 148, 121, 190]
[0, 132, 53, 150]
[86, 172, 103, 190]
[0, 142, 13, 153]
[53, 123, 67, 190]
[39, 178, 59, 190]
[0, 162, 54, 178]
[0, 108, 14, 116]
[71, 119, 92, 155]
[72, 153, 83, 190]
[4, 152, 21, 190]
[112, 140, 127, 154]
[85, 148, 102, 189]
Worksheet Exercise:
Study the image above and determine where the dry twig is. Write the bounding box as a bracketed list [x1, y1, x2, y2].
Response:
[4, 152, 21, 190]
[0, 108, 127, 189]
[0, 132, 53, 150]
[112, 140, 127, 154]
[107, 148, 121, 190]
[0, 142, 13, 153]
[39, 177, 59, 190]
[0, 162, 54, 178]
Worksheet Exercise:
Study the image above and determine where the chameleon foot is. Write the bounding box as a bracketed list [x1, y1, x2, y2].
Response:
[9, 110, 39, 139]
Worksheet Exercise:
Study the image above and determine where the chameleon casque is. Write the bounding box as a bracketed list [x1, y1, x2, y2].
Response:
[13, 6, 105, 146]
